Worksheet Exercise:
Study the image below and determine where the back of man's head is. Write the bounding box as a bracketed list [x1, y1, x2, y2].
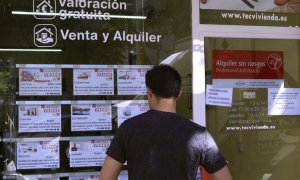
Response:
[145, 64, 181, 98]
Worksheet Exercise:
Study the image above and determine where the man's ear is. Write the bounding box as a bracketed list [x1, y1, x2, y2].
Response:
[176, 90, 182, 100]
[147, 87, 153, 98]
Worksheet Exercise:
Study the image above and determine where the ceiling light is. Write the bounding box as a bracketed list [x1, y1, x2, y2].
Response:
[0, 48, 62, 52]
[12, 11, 147, 20]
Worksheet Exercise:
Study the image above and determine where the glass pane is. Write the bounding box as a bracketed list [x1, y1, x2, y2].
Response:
[0, 0, 192, 178]
[205, 37, 300, 180]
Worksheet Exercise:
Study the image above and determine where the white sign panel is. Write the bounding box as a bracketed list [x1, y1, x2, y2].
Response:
[19, 104, 61, 132]
[69, 140, 110, 167]
[71, 104, 112, 131]
[268, 88, 300, 115]
[200, 0, 277, 11]
[73, 68, 114, 95]
[17, 140, 60, 169]
[205, 85, 233, 107]
[117, 101, 149, 126]
[117, 68, 148, 95]
[19, 68, 62, 96]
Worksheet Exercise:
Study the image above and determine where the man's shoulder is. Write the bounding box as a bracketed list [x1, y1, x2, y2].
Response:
[173, 113, 207, 131]
[121, 109, 207, 132]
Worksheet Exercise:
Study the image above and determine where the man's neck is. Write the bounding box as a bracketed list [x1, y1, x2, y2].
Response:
[150, 98, 177, 113]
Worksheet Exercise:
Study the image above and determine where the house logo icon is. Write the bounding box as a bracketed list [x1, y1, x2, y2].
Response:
[33, 0, 56, 19]
[34, 24, 57, 47]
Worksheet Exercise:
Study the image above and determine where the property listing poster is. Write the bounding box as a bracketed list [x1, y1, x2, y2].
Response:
[18, 104, 61, 132]
[268, 88, 300, 115]
[73, 68, 114, 95]
[117, 68, 148, 95]
[17, 140, 60, 169]
[68, 175, 99, 180]
[71, 104, 112, 131]
[212, 50, 284, 88]
[117, 101, 149, 126]
[19, 68, 62, 96]
[69, 140, 110, 167]
[199, 0, 300, 26]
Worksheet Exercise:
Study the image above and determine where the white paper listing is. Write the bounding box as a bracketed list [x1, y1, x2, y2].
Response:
[19, 68, 62, 96]
[18, 104, 61, 133]
[71, 104, 112, 131]
[117, 101, 149, 126]
[268, 88, 300, 115]
[117, 68, 148, 95]
[17, 140, 60, 170]
[205, 85, 233, 107]
[69, 140, 110, 167]
[73, 68, 114, 95]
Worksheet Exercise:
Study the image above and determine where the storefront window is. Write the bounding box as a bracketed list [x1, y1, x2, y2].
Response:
[205, 37, 300, 180]
[0, 0, 192, 179]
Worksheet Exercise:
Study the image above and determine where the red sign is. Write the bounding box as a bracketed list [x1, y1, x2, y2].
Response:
[212, 50, 284, 79]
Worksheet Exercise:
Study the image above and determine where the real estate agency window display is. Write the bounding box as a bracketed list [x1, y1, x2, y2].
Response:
[0, 0, 192, 179]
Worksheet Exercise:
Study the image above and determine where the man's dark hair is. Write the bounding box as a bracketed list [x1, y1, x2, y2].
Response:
[145, 64, 181, 98]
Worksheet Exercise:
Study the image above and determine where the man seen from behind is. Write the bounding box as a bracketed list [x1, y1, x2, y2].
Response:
[99, 64, 232, 180]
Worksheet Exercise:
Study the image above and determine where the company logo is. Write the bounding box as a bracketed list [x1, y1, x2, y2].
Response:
[33, 0, 56, 19]
[34, 24, 57, 47]
[267, 53, 283, 70]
